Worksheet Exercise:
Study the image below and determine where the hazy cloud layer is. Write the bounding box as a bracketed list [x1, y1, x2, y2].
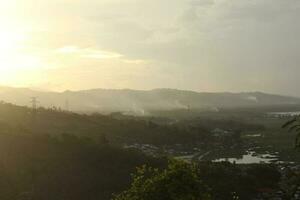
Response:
[1, 0, 300, 95]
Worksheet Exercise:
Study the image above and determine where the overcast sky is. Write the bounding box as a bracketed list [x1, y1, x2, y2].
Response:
[0, 0, 300, 95]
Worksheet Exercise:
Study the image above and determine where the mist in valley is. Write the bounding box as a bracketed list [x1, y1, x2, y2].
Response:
[0, 0, 300, 199]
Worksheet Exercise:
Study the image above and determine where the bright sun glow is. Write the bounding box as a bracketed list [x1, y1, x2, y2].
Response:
[0, 27, 41, 85]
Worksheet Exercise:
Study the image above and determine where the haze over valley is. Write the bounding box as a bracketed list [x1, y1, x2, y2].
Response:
[1, 86, 300, 114]
[1, 0, 300, 199]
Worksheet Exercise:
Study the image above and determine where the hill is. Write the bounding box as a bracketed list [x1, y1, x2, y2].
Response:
[0, 86, 300, 114]
[0, 102, 211, 145]
[0, 104, 279, 200]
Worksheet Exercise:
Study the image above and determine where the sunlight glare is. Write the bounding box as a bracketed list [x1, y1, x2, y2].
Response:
[0, 27, 41, 85]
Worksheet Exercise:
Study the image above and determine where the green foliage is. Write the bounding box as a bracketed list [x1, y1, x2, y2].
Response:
[0, 130, 281, 200]
[0, 102, 283, 200]
[114, 160, 211, 200]
[115, 161, 281, 200]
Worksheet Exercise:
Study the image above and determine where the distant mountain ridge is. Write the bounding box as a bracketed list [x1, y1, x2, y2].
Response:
[0, 86, 299, 114]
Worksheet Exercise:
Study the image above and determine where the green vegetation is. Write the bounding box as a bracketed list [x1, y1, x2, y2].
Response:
[0, 101, 299, 199]
[0, 102, 254, 146]
[114, 161, 211, 200]
[0, 132, 165, 200]
[115, 161, 281, 200]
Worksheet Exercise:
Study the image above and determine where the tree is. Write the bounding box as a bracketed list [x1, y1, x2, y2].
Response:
[113, 160, 211, 200]
[282, 117, 300, 147]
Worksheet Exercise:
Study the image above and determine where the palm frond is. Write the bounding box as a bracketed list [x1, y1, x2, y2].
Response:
[289, 125, 300, 132]
[282, 118, 297, 128]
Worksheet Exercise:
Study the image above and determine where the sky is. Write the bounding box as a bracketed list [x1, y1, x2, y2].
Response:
[0, 0, 299, 95]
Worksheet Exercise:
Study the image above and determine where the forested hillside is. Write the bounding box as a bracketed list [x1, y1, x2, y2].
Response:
[0, 101, 266, 147]
[0, 102, 209, 145]
[0, 102, 294, 199]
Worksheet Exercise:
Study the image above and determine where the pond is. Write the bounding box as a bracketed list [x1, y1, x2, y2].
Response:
[177, 150, 281, 164]
[213, 153, 278, 164]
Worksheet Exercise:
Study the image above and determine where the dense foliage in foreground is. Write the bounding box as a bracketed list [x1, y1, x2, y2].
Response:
[114, 161, 212, 200]
[0, 131, 282, 200]
[115, 161, 281, 200]
[0, 133, 165, 200]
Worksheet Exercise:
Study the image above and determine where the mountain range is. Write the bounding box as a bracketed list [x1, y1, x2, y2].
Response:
[0, 86, 299, 114]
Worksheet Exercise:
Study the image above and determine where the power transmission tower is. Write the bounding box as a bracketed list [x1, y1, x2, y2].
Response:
[30, 97, 39, 110]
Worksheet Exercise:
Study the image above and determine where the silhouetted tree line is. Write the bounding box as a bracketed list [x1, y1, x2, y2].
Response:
[0, 102, 249, 145]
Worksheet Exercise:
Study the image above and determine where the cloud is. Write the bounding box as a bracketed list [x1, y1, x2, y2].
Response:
[56, 46, 123, 59]
[189, 0, 214, 7]
[3, 0, 300, 95]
